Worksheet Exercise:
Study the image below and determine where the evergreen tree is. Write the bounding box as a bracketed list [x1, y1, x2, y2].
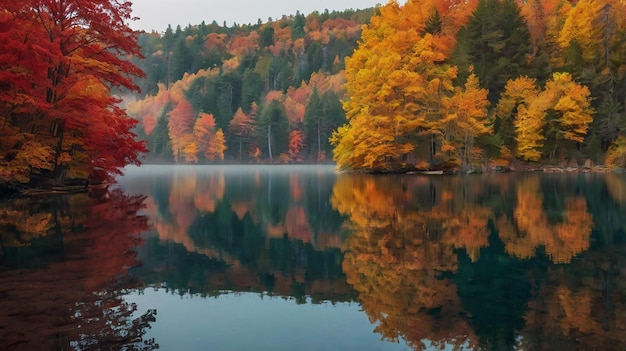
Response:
[291, 11, 306, 40]
[259, 25, 274, 48]
[305, 41, 325, 78]
[423, 9, 442, 35]
[151, 110, 173, 161]
[304, 89, 324, 159]
[452, 0, 534, 104]
[257, 100, 289, 160]
[241, 69, 265, 113]
[170, 37, 193, 82]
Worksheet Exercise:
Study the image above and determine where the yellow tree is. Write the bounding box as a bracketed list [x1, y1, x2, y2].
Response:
[514, 102, 547, 162]
[207, 129, 227, 161]
[496, 76, 540, 154]
[440, 72, 491, 168]
[543, 72, 594, 157]
[332, 0, 474, 172]
[505, 73, 593, 161]
[557, 0, 605, 64]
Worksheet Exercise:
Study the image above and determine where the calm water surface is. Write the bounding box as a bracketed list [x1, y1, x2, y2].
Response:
[1, 165, 626, 350]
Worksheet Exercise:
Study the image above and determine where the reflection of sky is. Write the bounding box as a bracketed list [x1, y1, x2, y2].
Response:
[126, 289, 412, 351]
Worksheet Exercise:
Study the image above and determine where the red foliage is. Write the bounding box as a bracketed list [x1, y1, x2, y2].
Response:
[0, 190, 154, 350]
[229, 33, 259, 57]
[288, 129, 305, 160]
[0, 0, 146, 185]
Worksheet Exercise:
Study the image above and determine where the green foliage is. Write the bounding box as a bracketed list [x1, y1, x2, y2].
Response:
[259, 25, 275, 47]
[291, 11, 306, 40]
[452, 0, 534, 104]
[150, 112, 173, 161]
[257, 100, 289, 160]
[241, 69, 265, 113]
[423, 9, 442, 35]
[303, 89, 346, 161]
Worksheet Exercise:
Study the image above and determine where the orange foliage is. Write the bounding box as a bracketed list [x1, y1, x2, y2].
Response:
[229, 32, 259, 57]
[168, 97, 195, 162]
[265, 90, 284, 103]
[127, 83, 170, 135]
[308, 71, 346, 97]
[288, 129, 305, 161]
[333, 0, 478, 171]
[498, 176, 593, 263]
[283, 95, 306, 124]
[204, 33, 228, 51]
[193, 112, 217, 160]
[222, 57, 240, 72]
[333, 174, 481, 349]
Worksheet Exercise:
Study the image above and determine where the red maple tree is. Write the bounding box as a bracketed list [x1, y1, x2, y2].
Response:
[0, 0, 146, 187]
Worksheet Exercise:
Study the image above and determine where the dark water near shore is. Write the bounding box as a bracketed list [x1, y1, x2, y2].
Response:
[1, 165, 626, 350]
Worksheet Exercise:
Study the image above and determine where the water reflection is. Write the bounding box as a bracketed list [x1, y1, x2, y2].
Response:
[120, 165, 353, 302]
[332, 172, 626, 350]
[0, 189, 157, 350]
[6, 166, 625, 350]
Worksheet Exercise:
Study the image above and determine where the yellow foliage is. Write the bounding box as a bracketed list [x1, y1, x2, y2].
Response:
[499, 176, 592, 264]
[208, 128, 227, 161]
[546, 72, 594, 144]
[334, 0, 477, 171]
[557, 0, 604, 62]
[0, 130, 55, 183]
[507, 73, 593, 161]
[515, 104, 545, 161]
[496, 76, 539, 121]
[605, 135, 626, 168]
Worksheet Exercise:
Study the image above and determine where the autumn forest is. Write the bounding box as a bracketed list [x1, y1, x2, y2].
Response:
[2, 0, 626, 187]
[127, 0, 626, 173]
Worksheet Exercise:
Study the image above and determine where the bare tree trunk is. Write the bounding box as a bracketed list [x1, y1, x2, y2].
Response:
[239, 137, 243, 161]
[52, 119, 66, 184]
[317, 121, 321, 162]
[267, 124, 273, 160]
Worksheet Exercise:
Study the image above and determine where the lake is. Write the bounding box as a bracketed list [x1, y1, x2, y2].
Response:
[1, 165, 626, 350]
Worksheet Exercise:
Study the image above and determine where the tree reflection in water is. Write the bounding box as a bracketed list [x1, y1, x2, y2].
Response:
[127, 165, 352, 302]
[0, 189, 157, 350]
[332, 172, 626, 351]
[106, 166, 626, 351]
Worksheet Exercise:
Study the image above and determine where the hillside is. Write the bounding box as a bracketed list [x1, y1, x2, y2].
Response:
[127, 8, 375, 163]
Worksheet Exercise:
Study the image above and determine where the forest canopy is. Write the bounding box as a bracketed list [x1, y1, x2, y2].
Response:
[127, 0, 626, 172]
[332, 0, 626, 172]
[126, 8, 373, 164]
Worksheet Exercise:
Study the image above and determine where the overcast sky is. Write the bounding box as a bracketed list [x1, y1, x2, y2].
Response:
[130, 0, 386, 32]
